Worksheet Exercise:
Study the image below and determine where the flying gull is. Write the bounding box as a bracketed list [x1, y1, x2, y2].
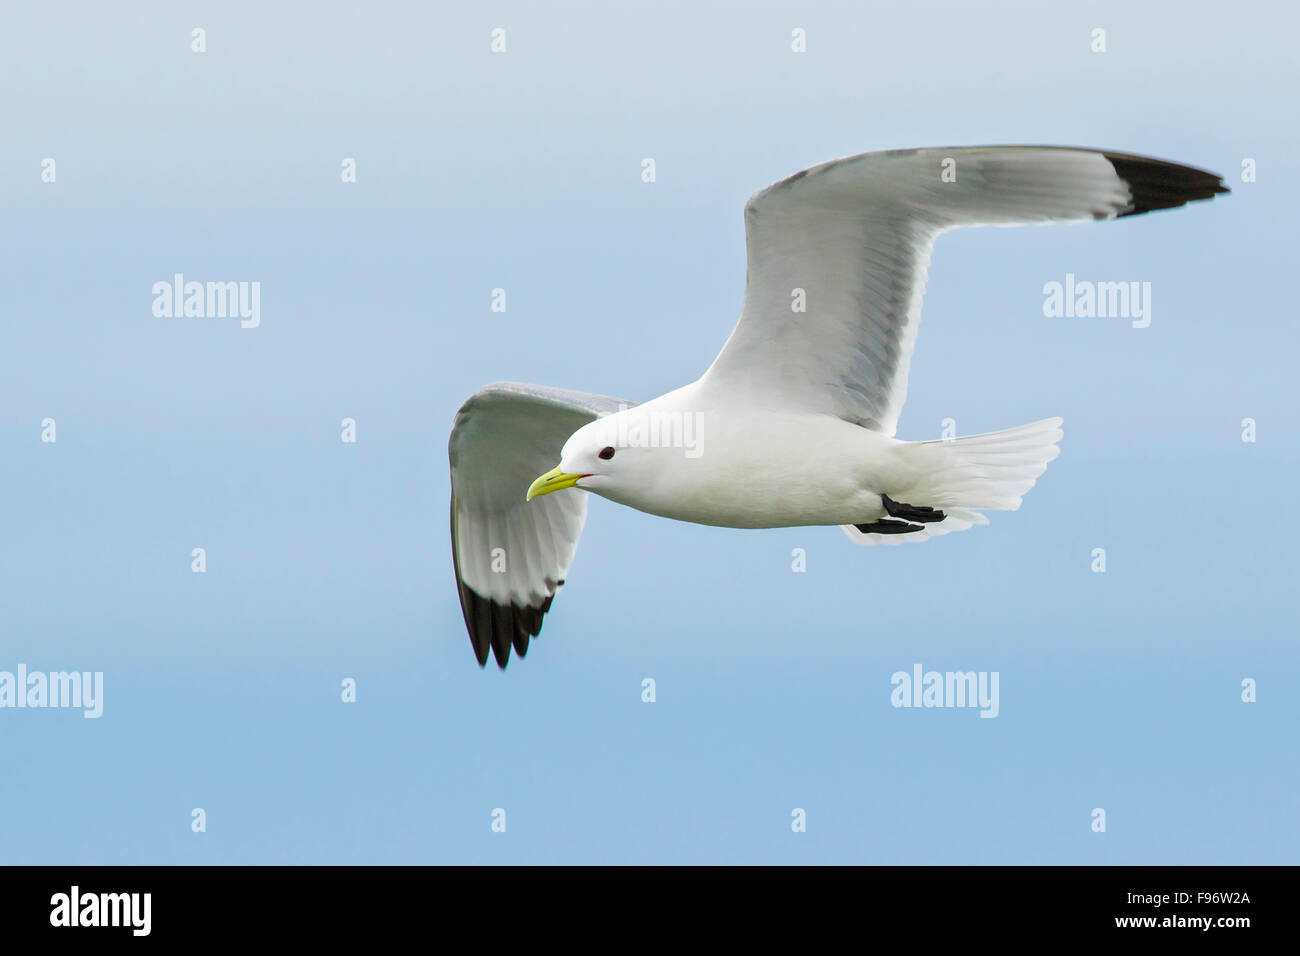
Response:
[448, 145, 1227, 667]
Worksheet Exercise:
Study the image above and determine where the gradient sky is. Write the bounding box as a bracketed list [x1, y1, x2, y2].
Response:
[1, 0, 1296, 864]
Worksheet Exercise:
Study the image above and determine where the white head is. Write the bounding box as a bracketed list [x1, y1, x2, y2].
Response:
[526, 413, 646, 503]
[525, 403, 709, 506]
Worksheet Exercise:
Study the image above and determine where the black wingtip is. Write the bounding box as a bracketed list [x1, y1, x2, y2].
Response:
[456, 583, 553, 671]
[1104, 152, 1229, 217]
[490, 610, 513, 669]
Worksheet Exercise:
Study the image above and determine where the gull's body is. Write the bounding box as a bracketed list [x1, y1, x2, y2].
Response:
[565, 382, 916, 529]
[449, 145, 1227, 668]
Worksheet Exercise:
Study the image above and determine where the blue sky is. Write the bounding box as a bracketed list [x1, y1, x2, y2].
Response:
[1, 0, 1296, 864]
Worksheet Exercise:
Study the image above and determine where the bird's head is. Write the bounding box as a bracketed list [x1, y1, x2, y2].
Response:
[525, 415, 631, 502]
[527, 399, 709, 503]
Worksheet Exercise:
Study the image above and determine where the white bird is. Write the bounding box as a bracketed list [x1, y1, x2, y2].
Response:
[448, 146, 1227, 667]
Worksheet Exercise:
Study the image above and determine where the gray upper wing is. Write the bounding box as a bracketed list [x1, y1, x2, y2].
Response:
[701, 146, 1226, 436]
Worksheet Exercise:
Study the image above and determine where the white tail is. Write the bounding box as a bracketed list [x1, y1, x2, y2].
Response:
[912, 416, 1065, 511]
[842, 417, 1063, 546]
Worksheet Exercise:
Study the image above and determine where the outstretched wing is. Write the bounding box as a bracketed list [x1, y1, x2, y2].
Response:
[448, 381, 634, 668]
[702, 146, 1228, 436]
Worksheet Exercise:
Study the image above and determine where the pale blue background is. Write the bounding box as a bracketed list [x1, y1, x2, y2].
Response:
[1, 0, 1295, 864]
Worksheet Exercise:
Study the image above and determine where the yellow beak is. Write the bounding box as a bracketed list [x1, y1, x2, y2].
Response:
[526, 465, 586, 501]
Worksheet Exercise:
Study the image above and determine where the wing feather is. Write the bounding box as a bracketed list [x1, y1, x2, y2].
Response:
[448, 381, 634, 668]
[702, 146, 1227, 436]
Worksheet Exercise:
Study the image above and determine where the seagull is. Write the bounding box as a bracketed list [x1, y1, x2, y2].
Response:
[448, 145, 1227, 668]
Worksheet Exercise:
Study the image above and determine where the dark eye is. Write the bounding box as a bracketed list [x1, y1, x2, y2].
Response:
[598, 446, 615, 460]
